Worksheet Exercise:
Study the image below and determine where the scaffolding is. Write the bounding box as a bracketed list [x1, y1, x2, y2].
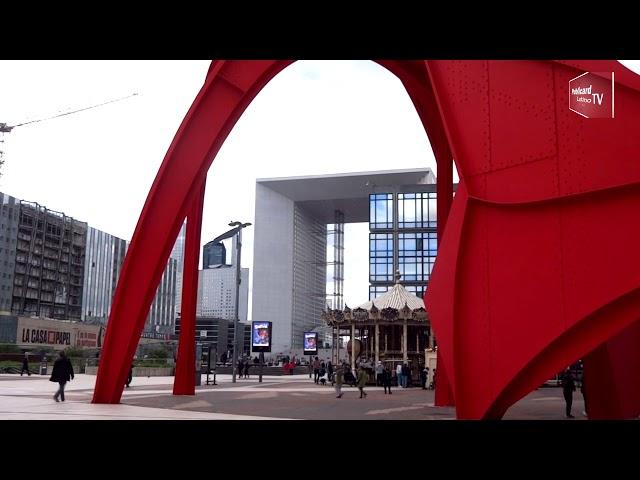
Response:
[12, 200, 87, 320]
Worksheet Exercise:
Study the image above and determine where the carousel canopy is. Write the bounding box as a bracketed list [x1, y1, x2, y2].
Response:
[322, 272, 428, 326]
[357, 282, 426, 311]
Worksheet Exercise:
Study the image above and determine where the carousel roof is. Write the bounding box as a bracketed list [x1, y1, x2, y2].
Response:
[357, 282, 426, 311]
[322, 272, 428, 326]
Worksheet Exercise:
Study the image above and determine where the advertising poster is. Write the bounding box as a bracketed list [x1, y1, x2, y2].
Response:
[303, 332, 318, 355]
[251, 321, 272, 353]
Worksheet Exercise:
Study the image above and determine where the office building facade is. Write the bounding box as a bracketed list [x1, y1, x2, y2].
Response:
[369, 191, 438, 299]
[0, 191, 177, 331]
[170, 222, 186, 315]
[0, 193, 19, 314]
[12, 200, 87, 320]
[83, 230, 177, 332]
[197, 265, 248, 321]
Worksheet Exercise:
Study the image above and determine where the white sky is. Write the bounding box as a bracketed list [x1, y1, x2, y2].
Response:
[2, 60, 638, 319]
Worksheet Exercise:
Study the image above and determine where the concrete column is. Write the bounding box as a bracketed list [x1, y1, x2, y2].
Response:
[375, 323, 380, 363]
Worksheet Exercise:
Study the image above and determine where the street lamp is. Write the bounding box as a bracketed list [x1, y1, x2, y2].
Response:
[212, 220, 252, 383]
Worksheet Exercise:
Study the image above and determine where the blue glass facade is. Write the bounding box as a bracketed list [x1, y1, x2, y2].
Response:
[369, 191, 438, 300]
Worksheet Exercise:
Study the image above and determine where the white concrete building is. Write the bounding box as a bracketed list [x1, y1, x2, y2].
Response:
[197, 265, 249, 322]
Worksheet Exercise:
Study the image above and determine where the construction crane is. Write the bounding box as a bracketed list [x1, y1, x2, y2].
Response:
[0, 93, 138, 170]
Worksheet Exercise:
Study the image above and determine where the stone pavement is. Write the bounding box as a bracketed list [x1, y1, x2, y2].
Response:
[0, 373, 590, 420]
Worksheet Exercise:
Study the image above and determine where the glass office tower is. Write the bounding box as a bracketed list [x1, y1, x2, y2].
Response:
[369, 191, 438, 299]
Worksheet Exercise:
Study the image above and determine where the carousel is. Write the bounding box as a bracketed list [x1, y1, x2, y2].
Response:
[322, 272, 435, 380]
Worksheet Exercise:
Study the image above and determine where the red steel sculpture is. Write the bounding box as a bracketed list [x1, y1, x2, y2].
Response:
[93, 60, 640, 420]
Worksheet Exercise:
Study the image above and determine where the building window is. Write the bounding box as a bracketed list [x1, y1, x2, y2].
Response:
[398, 192, 437, 229]
[369, 193, 393, 230]
[369, 233, 393, 283]
[398, 232, 437, 282]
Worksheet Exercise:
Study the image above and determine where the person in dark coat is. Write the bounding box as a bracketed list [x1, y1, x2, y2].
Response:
[20, 352, 31, 376]
[126, 363, 133, 388]
[237, 359, 244, 379]
[382, 366, 393, 394]
[402, 363, 411, 388]
[561, 368, 576, 418]
[243, 361, 250, 379]
[50, 351, 74, 402]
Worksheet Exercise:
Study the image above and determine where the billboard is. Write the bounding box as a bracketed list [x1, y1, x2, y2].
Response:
[251, 321, 272, 353]
[303, 332, 318, 355]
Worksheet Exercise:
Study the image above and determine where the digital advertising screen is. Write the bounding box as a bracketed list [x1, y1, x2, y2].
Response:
[251, 321, 272, 353]
[303, 332, 318, 355]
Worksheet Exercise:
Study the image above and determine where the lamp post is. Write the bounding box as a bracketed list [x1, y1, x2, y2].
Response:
[212, 221, 251, 383]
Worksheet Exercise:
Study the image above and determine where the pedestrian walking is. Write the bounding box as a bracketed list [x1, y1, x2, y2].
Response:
[50, 351, 74, 402]
[126, 363, 133, 388]
[334, 364, 345, 398]
[20, 352, 31, 376]
[313, 356, 321, 384]
[382, 366, 392, 394]
[357, 365, 368, 398]
[562, 367, 576, 418]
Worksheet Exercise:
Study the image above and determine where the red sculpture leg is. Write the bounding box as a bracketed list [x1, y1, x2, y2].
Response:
[93, 61, 295, 404]
[583, 318, 640, 420]
[426, 60, 640, 418]
[434, 156, 455, 407]
[173, 180, 206, 395]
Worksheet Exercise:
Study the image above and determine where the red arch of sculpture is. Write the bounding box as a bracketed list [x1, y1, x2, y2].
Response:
[93, 60, 640, 420]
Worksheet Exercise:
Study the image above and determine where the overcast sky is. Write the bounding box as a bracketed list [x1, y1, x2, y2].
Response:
[1, 60, 638, 319]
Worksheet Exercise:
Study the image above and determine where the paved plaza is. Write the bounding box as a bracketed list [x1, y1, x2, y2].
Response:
[0, 373, 596, 420]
